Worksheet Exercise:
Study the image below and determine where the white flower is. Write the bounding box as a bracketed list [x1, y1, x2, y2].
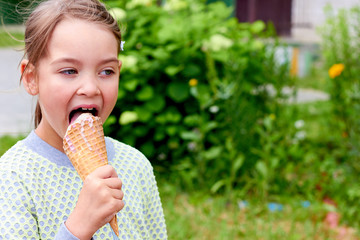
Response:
[295, 131, 306, 140]
[294, 120, 305, 129]
[157, 153, 166, 160]
[203, 34, 234, 52]
[187, 142, 197, 151]
[109, 8, 127, 21]
[209, 105, 219, 113]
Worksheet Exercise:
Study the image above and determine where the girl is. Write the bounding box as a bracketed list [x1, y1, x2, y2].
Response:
[0, 0, 167, 239]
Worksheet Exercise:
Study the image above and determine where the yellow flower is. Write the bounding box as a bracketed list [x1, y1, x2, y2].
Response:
[189, 78, 198, 87]
[269, 113, 276, 120]
[328, 63, 345, 79]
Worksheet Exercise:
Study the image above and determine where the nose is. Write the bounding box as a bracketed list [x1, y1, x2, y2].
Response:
[76, 74, 100, 96]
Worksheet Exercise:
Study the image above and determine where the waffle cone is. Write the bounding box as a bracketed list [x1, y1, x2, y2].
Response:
[63, 113, 119, 236]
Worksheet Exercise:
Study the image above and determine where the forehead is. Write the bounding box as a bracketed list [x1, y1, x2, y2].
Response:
[44, 17, 118, 60]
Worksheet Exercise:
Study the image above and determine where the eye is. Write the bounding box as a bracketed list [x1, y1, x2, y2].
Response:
[100, 69, 115, 76]
[60, 69, 77, 75]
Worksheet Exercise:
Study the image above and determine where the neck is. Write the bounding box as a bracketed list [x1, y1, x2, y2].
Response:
[35, 121, 65, 153]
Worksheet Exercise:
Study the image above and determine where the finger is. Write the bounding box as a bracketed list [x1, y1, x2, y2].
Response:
[103, 177, 122, 190]
[91, 165, 118, 179]
[108, 199, 125, 216]
[110, 188, 124, 200]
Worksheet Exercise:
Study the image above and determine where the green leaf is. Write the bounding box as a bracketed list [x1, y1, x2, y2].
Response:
[152, 47, 170, 60]
[255, 161, 267, 178]
[232, 155, 244, 176]
[167, 82, 189, 102]
[133, 125, 148, 137]
[180, 131, 201, 141]
[203, 146, 223, 160]
[165, 125, 178, 136]
[165, 65, 184, 76]
[140, 141, 155, 158]
[119, 111, 138, 125]
[250, 20, 266, 34]
[203, 121, 218, 132]
[155, 114, 167, 124]
[135, 106, 152, 122]
[117, 88, 126, 99]
[211, 180, 226, 194]
[165, 109, 182, 123]
[183, 115, 200, 126]
[183, 64, 202, 77]
[145, 95, 166, 113]
[104, 115, 116, 127]
[194, 84, 212, 108]
[123, 79, 139, 91]
[136, 86, 154, 101]
[154, 127, 166, 141]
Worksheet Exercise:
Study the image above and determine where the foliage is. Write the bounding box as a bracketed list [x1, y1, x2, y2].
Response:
[319, 5, 360, 228]
[104, 0, 295, 196]
[0, 0, 31, 24]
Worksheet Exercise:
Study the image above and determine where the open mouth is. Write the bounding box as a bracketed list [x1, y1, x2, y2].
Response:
[69, 107, 98, 124]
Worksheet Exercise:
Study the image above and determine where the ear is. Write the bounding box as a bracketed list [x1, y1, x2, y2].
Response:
[21, 59, 38, 96]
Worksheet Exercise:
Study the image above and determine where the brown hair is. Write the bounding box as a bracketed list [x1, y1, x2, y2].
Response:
[21, 0, 122, 128]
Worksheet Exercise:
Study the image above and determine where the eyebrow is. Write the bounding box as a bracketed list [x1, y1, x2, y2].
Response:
[50, 57, 119, 66]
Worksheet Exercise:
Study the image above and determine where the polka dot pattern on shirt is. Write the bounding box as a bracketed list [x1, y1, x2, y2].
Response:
[0, 134, 167, 239]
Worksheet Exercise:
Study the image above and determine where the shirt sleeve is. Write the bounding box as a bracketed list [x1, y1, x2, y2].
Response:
[54, 223, 81, 240]
[0, 170, 82, 240]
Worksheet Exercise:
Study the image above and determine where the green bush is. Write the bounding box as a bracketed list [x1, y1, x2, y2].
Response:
[0, 0, 30, 24]
[104, 0, 295, 196]
[319, 5, 360, 227]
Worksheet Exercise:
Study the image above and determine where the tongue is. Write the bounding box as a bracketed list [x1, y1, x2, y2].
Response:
[70, 111, 84, 125]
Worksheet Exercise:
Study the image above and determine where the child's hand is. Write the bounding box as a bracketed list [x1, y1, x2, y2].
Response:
[65, 165, 124, 240]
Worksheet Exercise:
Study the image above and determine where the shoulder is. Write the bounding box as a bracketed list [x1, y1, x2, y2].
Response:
[106, 137, 148, 159]
[0, 140, 37, 187]
[105, 137, 153, 171]
[0, 140, 31, 171]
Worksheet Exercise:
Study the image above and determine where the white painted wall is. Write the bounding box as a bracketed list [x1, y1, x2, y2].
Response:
[291, 0, 360, 42]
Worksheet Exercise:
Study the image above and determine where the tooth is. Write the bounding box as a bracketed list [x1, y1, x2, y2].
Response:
[80, 108, 94, 111]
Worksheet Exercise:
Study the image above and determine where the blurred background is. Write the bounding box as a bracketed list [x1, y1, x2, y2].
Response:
[1, 0, 360, 239]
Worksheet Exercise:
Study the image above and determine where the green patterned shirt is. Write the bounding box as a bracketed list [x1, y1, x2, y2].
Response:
[0, 131, 167, 239]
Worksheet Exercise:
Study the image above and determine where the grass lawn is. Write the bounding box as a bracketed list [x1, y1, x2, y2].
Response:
[0, 31, 24, 48]
[160, 186, 359, 240]
[0, 135, 23, 155]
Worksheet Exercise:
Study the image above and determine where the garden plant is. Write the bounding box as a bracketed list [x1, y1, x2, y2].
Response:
[105, 0, 295, 198]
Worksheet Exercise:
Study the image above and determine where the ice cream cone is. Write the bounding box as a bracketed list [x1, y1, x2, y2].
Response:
[63, 113, 119, 236]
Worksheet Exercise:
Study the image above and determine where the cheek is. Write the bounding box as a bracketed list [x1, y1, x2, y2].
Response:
[105, 81, 119, 104]
[105, 87, 118, 108]
[38, 83, 70, 115]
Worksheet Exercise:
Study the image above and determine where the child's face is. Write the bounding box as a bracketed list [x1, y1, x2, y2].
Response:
[31, 18, 121, 152]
